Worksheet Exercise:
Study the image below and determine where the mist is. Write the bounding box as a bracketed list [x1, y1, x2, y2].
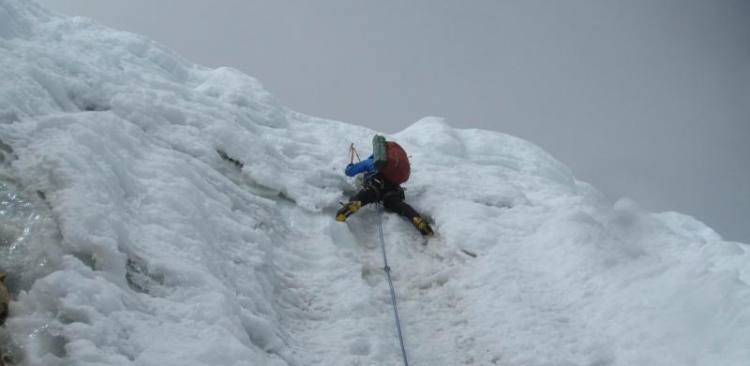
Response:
[36, 0, 750, 243]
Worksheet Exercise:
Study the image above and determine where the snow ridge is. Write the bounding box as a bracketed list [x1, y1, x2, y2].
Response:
[0, 1, 748, 365]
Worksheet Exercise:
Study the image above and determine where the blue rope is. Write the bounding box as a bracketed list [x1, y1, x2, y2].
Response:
[377, 205, 410, 366]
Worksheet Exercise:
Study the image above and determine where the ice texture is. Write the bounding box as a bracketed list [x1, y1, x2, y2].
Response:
[0, 1, 748, 365]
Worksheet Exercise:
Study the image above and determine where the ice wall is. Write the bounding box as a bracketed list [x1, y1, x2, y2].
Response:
[0, 1, 748, 365]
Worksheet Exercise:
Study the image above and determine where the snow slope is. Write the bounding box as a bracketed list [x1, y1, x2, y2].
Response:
[1, 1, 749, 365]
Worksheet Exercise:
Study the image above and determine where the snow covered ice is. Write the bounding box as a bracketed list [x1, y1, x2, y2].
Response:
[0, 1, 749, 365]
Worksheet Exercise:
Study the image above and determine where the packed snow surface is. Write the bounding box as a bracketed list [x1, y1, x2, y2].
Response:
[1, 1, 749, 365]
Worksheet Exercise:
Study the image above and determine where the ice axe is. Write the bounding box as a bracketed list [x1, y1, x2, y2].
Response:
[349, 143, 361, 164]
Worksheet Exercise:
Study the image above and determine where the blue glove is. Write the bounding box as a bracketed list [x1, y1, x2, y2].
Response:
[345, 158, 375, 177]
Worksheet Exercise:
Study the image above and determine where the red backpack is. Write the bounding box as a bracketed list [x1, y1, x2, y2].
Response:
[373, 138, 410, 184]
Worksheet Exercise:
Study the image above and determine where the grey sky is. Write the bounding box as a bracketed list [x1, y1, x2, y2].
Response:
[37, 0, 750, 243]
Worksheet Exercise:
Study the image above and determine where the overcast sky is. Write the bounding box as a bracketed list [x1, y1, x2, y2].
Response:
[37, 0, 750, 243]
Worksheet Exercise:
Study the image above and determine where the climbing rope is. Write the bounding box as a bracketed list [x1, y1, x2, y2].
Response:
[377, 205, 410, 366]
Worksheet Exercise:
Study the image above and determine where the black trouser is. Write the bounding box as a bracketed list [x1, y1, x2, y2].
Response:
[351, 178, 420, 220]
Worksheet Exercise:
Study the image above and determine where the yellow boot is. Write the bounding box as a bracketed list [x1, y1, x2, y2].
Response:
[336, 201, 362, 222]
[412, 216, 434, 236]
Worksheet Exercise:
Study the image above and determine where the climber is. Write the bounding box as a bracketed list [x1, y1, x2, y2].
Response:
[336, 135, 434, 236]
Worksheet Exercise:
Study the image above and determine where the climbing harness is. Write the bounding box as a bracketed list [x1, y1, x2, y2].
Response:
[377, 205, 410, 366]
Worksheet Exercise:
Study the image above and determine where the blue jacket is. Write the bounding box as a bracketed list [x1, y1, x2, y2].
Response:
[345, 155, 376, 177]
